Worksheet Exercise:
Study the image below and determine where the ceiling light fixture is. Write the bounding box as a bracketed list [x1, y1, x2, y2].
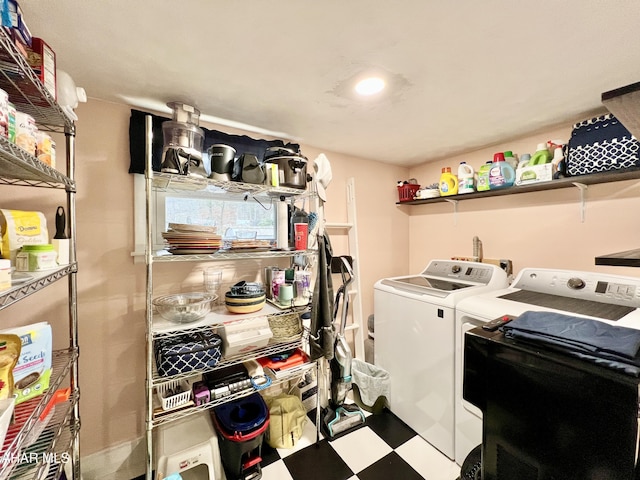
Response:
[354, 76, 386, 96]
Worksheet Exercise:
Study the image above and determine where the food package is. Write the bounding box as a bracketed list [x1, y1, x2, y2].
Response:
[0, 209, 49, 263]
[0, 334, 21, 400]
[25, 37, 56, 100]
[0, 322, 52, 405]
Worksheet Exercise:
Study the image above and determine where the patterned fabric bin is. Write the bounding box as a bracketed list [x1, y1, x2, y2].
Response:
[565, 113, 640, 176]
[155, 330, 223, 377]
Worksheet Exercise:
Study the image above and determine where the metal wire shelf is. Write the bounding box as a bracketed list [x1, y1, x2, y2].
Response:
[151, 172, 313, 198]
[0, 265, 77, 311]
[0, 30, 74, 133]
[0, 349, 77, 480]
[151, 360, 315, 428]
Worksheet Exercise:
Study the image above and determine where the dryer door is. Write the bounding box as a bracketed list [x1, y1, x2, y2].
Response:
[454, 313, 486, 465]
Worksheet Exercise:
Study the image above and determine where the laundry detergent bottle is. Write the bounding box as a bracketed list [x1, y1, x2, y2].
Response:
[439, 167, 458, 196]
[489, 152, 515, 189]
[457, 162, 475, 194]
[529, 143, 552, 166]
[476, 161, 493, 191]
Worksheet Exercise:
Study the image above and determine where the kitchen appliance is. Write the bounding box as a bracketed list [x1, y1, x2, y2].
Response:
[463, 322, 640, 479]
[263, 147, 309, 189]
[454, 267, 640, 466]
[208, 144, 236, 181]
[373, 260, 509, 459]
[161, 102, 205, 176]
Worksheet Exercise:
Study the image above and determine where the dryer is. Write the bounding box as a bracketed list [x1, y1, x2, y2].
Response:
[454, 267, 640, 465]
[374, 259, 508, 459]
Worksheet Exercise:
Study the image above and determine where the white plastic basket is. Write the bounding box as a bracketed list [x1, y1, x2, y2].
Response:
[156, 380, 191, 411]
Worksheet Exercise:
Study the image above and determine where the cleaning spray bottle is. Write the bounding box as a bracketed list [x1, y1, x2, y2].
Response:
[439, 167, 458, 196]
[457, 162, 475, 194]
[489, 152, 516, 189]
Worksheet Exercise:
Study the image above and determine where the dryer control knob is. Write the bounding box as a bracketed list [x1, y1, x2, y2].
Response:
[567, 277, 586, 289]
[451, 265, 461, 274]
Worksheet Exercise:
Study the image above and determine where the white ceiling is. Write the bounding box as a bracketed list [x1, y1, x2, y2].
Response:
[20, 0, 640, 166]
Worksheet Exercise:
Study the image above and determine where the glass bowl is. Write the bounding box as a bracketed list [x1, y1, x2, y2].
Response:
[152, 292, 216, 323]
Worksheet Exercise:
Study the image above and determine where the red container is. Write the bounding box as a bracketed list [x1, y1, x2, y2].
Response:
[397, 183, 420, 202]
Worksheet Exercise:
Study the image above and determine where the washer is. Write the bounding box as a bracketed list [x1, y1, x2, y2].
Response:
[454, 267, 640, 465]
[374, 259, 508, 459]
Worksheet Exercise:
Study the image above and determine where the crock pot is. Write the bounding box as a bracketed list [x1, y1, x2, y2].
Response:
[265, 155, 309, 189]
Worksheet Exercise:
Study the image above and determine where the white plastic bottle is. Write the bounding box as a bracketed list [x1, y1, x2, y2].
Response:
[458, 162, 475, 194]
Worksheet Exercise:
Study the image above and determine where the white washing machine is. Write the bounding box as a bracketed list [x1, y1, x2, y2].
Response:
[374, 259, 508, 460]
[454, 267, 640, 465]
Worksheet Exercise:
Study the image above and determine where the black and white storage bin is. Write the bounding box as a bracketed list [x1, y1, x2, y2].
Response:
[154, 330, 223, 377]
[565, 113, 640, 176]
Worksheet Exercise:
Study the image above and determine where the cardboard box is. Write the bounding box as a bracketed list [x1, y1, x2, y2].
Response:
[26, 37, 56, 99]
[8, 0, 31, 47]
[219, 315, 273, 357]
[515, 163, 555, 186]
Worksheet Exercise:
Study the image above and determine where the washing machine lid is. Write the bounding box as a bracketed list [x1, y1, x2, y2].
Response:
[378, 259, 508, 299]
[381, 275, 473, 296]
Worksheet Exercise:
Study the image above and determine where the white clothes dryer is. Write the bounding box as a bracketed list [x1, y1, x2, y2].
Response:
[454, 267, 640, 465]
[374, 260, 508, 460]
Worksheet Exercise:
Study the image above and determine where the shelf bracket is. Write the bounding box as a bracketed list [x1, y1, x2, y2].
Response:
[572, 182, 588, 223]
[445, 199, 459, 225]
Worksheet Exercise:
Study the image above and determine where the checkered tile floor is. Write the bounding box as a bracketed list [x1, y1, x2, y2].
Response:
[258, 408, 461, 480]
[138, 406, 461, 480]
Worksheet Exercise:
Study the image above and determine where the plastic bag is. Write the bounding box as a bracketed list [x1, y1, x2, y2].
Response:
[264, 393, 307, 448]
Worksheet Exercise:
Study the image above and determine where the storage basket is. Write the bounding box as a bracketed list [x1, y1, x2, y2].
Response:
[154, 330, 223, 377]
[397, 183, 420, 202]
[156, 379, 192, 410]
[268, 312, 303, 342]
[565, 113, 640, 176]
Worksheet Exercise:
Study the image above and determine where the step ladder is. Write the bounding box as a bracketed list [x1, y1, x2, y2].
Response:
[326, 177, 365, 361]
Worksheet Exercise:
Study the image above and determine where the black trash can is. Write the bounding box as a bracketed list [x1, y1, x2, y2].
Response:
[211, 393, 270, 480]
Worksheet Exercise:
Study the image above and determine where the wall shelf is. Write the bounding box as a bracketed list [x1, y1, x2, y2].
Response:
[396, 169, 640, 205]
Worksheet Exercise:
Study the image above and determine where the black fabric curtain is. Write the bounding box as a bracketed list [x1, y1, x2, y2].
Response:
[128, 109, 300, 174]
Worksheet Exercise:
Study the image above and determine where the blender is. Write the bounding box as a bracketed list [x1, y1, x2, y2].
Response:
[160, 102, 206, 177]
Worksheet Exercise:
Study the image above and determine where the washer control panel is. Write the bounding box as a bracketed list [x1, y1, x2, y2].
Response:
[512, 268, 640, 307]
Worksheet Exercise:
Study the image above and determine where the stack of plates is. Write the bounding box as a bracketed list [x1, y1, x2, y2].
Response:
[162, 224, 222, 254]
[224, 239, 272, 253]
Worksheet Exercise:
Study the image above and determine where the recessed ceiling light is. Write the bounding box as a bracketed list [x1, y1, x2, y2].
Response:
[354, 77, 386, 96]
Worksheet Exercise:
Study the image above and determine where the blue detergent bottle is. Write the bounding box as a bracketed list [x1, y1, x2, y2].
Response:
[489, 152, 516, 189]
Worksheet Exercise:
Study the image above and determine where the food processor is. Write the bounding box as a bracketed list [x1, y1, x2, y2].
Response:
[161, 102, 206, 177]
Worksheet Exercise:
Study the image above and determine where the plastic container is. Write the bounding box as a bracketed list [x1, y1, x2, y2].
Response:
[439, 167, 458, 196]
[7, 102, 15, 143]
[518, 153, 531, 168]
[15, 244, 57, 272]
[489, 152, 516, 189]
[157, 379, 192, 411]
[529, 143, 552, 166]
[457, 162, 475, 194]
[504, 151, 519, 169]
[476, 161, 493, 191]
[397, 183, 420, 202]
[0, 259, 10, 291]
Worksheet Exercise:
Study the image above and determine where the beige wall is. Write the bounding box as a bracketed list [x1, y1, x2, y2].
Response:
[5, 97, 638, 463]
[0, 98, 410, 458]
[408, 119, 640, 277]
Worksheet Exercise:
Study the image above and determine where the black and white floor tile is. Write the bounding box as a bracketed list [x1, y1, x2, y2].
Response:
[137, 406, 461, 480]
[258, 408, 461, 480]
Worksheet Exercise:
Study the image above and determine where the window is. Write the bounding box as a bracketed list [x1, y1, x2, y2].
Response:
[132, 176, 277, 256]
